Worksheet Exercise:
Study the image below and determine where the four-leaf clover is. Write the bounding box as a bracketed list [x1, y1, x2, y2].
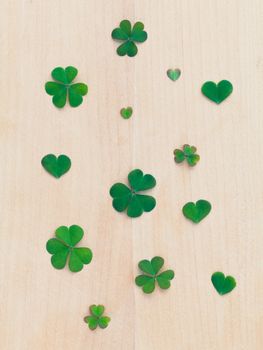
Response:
[135, 256, 175, 294]
[111, 19, 148, 57]
[84, 305, 111, 330]
[45, 66, 88, 108]
[110, 169, 156, 218]
[46, 225, 93, 272]
[174, 144, 200, 166]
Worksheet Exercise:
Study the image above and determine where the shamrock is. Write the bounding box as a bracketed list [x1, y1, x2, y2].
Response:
[109, 169, 156, 218]
[135, 256, 174, 294]
[46, 225, 93, 272]
[111, 19, 148, 57]
[174, 144, 200, 166]
[84, 305, 111, 330]
[211, 272, 236, 295]
[45, 66, 88, 108]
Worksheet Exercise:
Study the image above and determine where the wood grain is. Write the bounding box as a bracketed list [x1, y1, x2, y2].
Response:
[0, 1, 263, 349]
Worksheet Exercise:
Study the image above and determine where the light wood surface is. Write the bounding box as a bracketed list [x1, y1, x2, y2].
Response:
[1, 1, 263, 349]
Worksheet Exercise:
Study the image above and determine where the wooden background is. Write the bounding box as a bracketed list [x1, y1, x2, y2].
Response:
[1, 1, 263, 349]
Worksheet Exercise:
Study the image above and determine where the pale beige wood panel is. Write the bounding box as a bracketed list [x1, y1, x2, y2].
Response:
[0, 1, 263, 349]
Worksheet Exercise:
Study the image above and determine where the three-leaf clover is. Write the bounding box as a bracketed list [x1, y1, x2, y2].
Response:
[109, 169, 156, 218]
[111, 20, 148, 57]
[174, 144, 200, 166]
[46, 225, 93, 272]
[45, 66, 88, 108]
[84, 305, 111, 330]
[135, 256, 174, 294]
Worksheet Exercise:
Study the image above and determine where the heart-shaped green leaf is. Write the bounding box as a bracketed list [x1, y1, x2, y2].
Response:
[156, 277, 170, 289]
[84, 316, 98, 330]
[167, 69, 181, 81]
[120, 107, 133, 119]
[65, 66, 78, 84]
[151, 256, 164, 274]
[126, 196, 144, 218]
[45, 82, 65, 95]
[183, 145, 196, 156]
[98, 316, 111, 329]
[131, 22, 147, 42]
[69, 83, 88, 107]
[157, 270, 175, 280]
[51, 67, 68, 84]
[52, 88, 67, 108]
[73, 247, 92, 264]
[142, 278, 156, 294]
[183, 199, 211, 223]
[46, 241, 69, 269]
[90, 305, 105, 318]
[110, 183, 132, 212]
[174, 149, 185, 163]
[135, 195, 156, 212]
[120, 20, 132, 36]
[128, 169, 156, 191]
[51, 66, 78, 84]
[41, 154, 71, 178]
[201, 80, 233, 104]
[211, 272, 236, 295]
[68, 250, 85, 272]
[55, 225, 83, 246]
[186, 154, 200, 166]
[138, 260, 155, 276]
[118, 41, 138, 57]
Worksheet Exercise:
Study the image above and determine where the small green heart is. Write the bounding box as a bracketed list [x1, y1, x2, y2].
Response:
[211, 272, 236, 295]
[201, 80, 233, 104]
[41, 154, 71, 178]
[120, 107, 133, 119]
[182, 199, 211, 223]
[167, 69, 181, 82]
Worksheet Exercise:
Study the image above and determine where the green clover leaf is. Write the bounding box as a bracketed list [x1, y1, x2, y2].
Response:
[45, 66, 88, 108]
[211, 272, 236, 295]
[182, 199, 212, 223]
[46, 225, 93, 272]
[120, 106, 133, 119]
[109, 169, 156, 218]
[201, 80, 233, 104]
[84, 305, 111, 330]
[174, 144, 200, 166]
[41, 154, 71, 178]
[111, 20, 148, 57]
[167, 68, 181, 82]
[135, 256, 174, 294]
